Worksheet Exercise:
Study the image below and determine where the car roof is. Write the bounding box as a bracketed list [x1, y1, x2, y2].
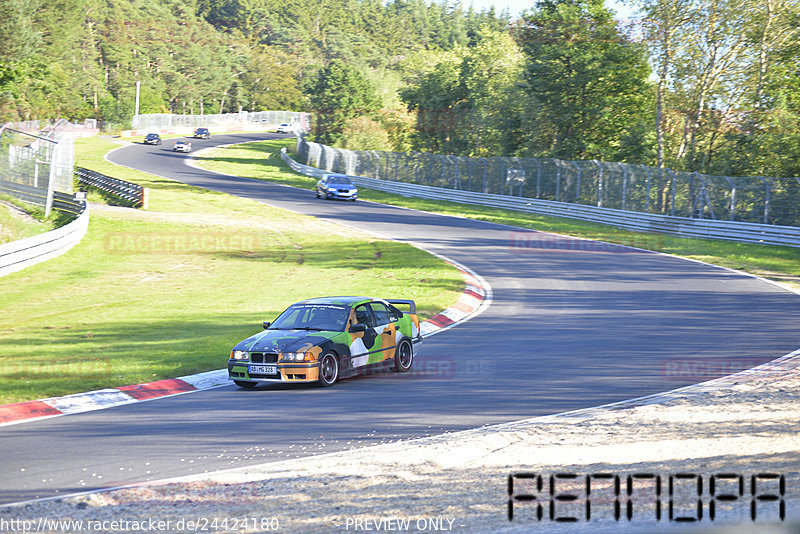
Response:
[296, 296, 375, 307]
[322, 173, 349, 180]
[146, 133, 159, 136]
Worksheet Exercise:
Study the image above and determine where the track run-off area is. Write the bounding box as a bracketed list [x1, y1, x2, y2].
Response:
[1, 132, 799, 506]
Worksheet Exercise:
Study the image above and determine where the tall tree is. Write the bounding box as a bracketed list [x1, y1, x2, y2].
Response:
[639, 0, 694, 169]
[515, 0, 653, 160]
[305, 59, 380, 145]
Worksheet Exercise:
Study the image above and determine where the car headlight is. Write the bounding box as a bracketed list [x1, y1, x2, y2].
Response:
[282, 352, 313, 362]
[231, 350, 249, 360]
[328, 188, 337, 192]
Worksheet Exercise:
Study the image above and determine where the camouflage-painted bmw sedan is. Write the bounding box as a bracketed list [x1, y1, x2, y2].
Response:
[228, 297, 422, 388]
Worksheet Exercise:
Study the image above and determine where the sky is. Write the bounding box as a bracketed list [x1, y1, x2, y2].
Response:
[466, 0, 639, 20]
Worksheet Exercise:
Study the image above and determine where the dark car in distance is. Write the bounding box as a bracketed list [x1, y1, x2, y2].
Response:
[143, 133, 161, 145]
[193, 128, 210, 139]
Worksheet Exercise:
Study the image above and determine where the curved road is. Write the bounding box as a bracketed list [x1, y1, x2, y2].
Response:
[2, 132, 799, 505]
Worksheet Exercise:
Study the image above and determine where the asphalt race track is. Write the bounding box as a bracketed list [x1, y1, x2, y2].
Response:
[2, 132, 799, 505]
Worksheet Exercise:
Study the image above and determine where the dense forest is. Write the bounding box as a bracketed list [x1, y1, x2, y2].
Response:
[1, 0, 800, 179]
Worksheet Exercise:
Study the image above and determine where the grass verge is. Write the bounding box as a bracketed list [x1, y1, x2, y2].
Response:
[194, 140, 800, 290]
[0, 198, 51, 245]
[0, 136, 463, 404]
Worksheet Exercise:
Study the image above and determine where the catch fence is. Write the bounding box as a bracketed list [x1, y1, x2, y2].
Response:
[297, 138, 800, 227]
[0, 120, 76, 216]
[132, 111, 310, 132]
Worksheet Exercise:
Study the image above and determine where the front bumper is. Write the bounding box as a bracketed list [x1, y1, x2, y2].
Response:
[227, 361, 320, 383]
[325, 190, 358, 200]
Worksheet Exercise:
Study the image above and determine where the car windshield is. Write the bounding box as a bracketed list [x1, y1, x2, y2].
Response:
[146, 134, 157, 138]
[327, 176, 352, 185]
[269, 304, 349, 332]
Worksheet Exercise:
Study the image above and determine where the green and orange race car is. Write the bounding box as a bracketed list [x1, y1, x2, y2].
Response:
[227, 297, 422, 388]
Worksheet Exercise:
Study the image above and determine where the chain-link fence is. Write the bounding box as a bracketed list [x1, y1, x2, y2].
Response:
[0, 120, 76, 216]
[132, 111, 310, 131]
[298, 138, 800, 227]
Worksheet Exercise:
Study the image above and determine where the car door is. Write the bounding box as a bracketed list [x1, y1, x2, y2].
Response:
[368, 301, 400, 362]
[349, 303, 377, 369]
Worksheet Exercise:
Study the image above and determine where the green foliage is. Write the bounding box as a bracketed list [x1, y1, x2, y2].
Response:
[240, 46, 306, 111]
[400, 48, 466, 153]
[401, 28, 527, 157]
[515, 0, 654, 160]
[5, 0, 800, 190]
[305, 60, 380, 145]
[337, 116, 393, 151]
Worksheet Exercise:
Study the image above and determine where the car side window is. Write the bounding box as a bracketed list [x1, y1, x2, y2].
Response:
[387, 304, 403, 320]
[370, 302, 396, 325]
[354, 304, 375, 328]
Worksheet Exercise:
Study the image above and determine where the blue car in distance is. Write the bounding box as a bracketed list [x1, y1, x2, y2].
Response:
[316, 174, 358, 201]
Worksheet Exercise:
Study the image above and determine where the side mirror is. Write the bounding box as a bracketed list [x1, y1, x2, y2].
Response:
[350, 323, 367, 333]
[262, 321, 271, 330]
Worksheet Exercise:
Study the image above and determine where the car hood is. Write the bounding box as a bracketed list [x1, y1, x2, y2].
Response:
[327, 183, 354, 188]
[234, 329, 339, 353]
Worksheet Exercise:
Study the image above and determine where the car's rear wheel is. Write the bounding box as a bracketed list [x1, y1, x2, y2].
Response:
[318, 352, 339, 387]
[234, 380, 257, 389]
[394, 339, 413, 372]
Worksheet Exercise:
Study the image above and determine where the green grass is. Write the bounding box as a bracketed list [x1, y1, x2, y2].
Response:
[0, 198, 51, 245]
[0, 136, 463, 404]
[194, 141, 800, 289]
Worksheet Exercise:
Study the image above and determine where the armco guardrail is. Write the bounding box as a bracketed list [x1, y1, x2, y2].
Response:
[75, 168, 148, 208]
[0, 180, 83, 216]
[0, 200, 89, 278]
[281, 148, 800, 248]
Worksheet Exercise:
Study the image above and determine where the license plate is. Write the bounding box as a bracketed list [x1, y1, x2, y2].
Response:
[249, 365, 276, 374]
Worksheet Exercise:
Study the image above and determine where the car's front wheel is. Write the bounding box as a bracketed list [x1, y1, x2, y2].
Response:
[234, 380, 257, 389]
[318, 352, 339, 387]
[394, 339, 413, 372]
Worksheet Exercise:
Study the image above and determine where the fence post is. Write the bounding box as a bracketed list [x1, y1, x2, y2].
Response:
[762, 177, 771, 224]
[482, 158, 488, 193]
[621, 163, 628, 211]
[728, 178, 737, 221]
[593, 160, 603, 207]
[573, 161, 581, 202]
[45, 149, 56, 217]
[670, 170, 677, 217]
[690, 171, 700, 218]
